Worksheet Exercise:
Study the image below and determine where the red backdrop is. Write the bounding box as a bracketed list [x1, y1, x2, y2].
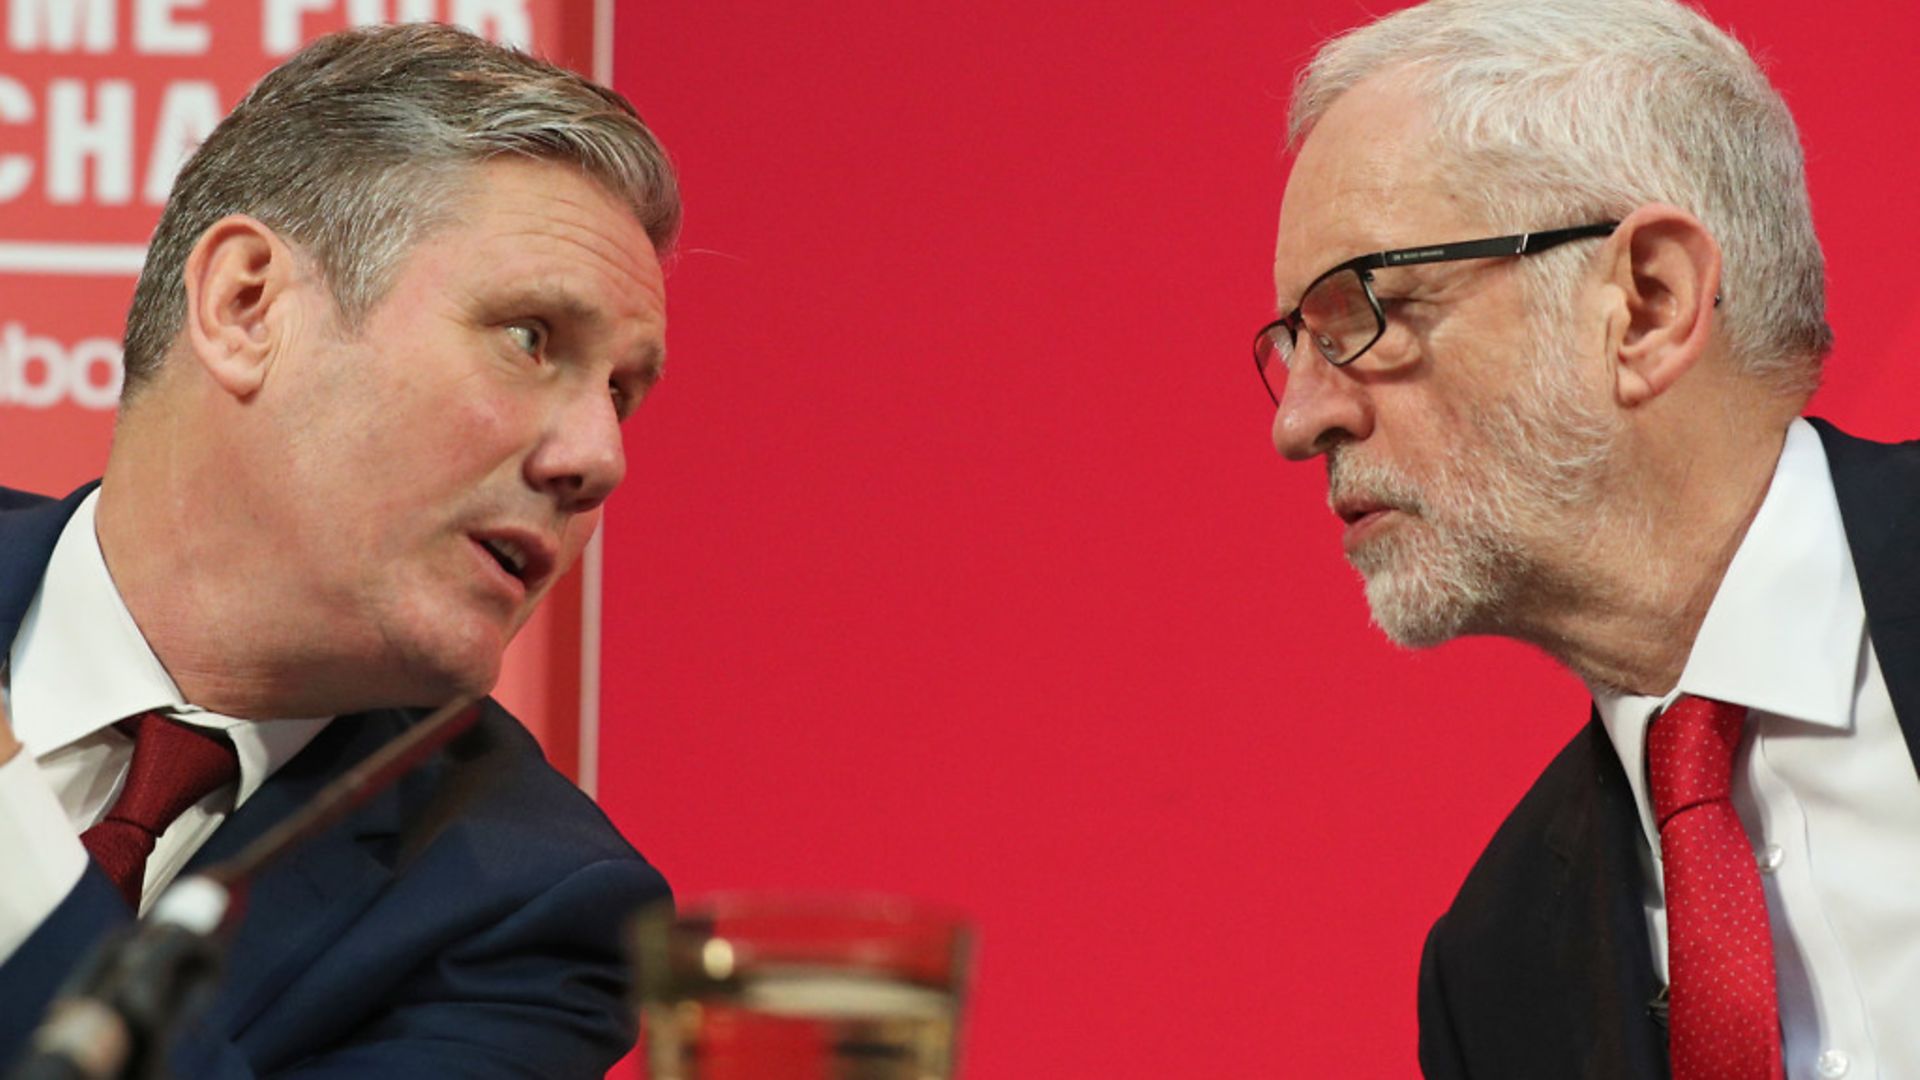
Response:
[600, 1, 1920, 1076]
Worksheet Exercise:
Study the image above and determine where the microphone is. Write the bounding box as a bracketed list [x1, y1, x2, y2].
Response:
[12, 879, 228, 1080]
[9, 697, 483, 1080]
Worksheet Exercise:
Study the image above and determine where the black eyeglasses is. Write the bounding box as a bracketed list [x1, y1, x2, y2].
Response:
[1252, 222, 1619, 405]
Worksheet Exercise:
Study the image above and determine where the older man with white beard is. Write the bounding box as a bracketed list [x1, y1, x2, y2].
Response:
[1258, 1, 1920, 1078]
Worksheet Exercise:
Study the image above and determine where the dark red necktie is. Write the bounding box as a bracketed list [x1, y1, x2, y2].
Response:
[79, 711, 239, 910]
[1648, 694, 1784, 1080]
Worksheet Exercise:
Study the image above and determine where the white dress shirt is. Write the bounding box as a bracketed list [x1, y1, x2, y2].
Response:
[1593, 419, 1920, 1080]
[0, 490, 328, 963]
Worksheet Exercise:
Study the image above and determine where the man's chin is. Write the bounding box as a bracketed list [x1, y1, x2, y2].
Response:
[434, 648, 505, 705]
[380, 622, 509, 710]
[1358, 565, 1479, 650]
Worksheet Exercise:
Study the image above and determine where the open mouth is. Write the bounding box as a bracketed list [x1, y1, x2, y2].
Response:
[479, 536, 531, 582]
[470, 528, 557, 595]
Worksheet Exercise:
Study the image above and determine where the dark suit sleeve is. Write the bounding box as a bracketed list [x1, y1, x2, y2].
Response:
[4, 700, 667, 1079]
[3, 859, 663, 1080]
[167, 857, 666, 1080]
[0, 864, 138, 1067]
[1417, 914, 1470, 1080]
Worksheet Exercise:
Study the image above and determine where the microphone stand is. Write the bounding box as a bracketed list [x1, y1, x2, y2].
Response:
[9, 697, 483, 1080]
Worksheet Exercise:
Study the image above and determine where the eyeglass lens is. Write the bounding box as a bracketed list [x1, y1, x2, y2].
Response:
[1259, 268, 1383, 399]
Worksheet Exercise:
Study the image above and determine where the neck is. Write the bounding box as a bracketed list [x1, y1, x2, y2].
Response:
[1494, 408, 1797, 697]
[98, 416, 275, 717]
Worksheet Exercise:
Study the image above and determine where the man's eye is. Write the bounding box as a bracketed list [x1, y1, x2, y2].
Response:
[505, 322, 546, 355]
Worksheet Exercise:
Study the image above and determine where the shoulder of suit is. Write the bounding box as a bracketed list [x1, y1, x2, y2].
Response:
[1806, 416, 1920, 468]
[1435, 720, 1621, 938]
[0, 486, 52, 512]
[394, 698, 649, 871]
[0, 482, 100, 513]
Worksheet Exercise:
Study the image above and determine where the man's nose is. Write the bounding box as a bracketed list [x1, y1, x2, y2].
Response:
[528, 391, 627, 514]
[1271, 352, 1374, 460]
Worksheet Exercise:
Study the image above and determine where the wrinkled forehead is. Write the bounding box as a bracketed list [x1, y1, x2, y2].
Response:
[1272, 75, 1471, 304]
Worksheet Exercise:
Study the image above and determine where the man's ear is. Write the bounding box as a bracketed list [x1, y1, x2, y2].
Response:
[1599, 204, 1722, 408]
[180, 215, 299, 400]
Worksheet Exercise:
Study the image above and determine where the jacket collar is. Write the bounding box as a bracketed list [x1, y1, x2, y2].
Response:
[1810, 418, 1920, 778]
[0, 484, 98, 654]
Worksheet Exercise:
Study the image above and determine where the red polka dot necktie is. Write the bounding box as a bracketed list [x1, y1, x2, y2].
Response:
[79, 711, 239, 911]
[1647, 694, 1784, 1080]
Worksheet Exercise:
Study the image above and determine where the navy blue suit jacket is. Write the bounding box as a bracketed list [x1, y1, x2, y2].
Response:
[1416, 420, 1920, 1079]
[0, 484, 670, 1077]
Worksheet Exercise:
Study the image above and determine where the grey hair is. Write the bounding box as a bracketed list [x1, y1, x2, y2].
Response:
[121, 22, 680, 401]
[1290, 0, 1830, 397]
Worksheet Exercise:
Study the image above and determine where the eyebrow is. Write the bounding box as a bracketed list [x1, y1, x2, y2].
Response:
[630, 340, 666, 385]
[492, 284, 605, 330]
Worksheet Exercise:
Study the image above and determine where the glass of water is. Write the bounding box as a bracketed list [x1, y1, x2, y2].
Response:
[631, 893, 974, 1080]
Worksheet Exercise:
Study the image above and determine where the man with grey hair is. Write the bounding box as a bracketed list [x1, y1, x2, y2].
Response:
[1261, 0, 1918, 1076]
[0, 23, 675, 1077]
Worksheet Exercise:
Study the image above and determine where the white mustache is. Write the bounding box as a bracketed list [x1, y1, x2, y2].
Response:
[1326, 447, 1428, 516]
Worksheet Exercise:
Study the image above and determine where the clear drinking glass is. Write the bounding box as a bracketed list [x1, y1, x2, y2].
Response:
[631, 893, 974, 1080]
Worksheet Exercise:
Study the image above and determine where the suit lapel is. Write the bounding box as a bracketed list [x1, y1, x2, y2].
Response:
[1438, 717, 1667, 1078]
[1547, 717, 1669, 1080]
[185, 709, 411, 1036]
[1811, 419, 1920, 780]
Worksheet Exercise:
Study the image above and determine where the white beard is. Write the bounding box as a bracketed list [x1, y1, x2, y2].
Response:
[1333, 341, 1623, 648]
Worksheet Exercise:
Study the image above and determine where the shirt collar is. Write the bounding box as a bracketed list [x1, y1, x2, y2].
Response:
[7, 489, 329, 804]
[1593, 418, 1865, 849]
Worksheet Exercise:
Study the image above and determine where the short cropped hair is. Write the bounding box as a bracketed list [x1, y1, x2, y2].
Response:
[121, 22, 680, 400]
[1290, 0, 1830, 396]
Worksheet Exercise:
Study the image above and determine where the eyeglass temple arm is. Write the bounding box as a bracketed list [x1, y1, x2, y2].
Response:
[1369, 222, 1621, 270]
